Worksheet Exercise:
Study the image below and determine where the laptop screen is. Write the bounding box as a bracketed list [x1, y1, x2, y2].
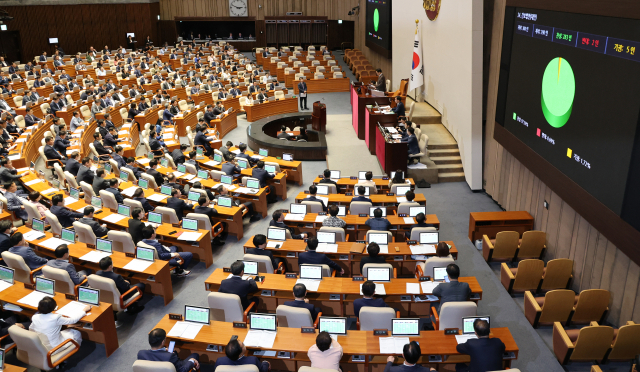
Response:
[358, 171, 367, 180]
[221, 175, 233, 185]
[368, 233, 389, 245]
[420, 232, 439, 245]
[367, 267, 391, 282]
[91, 196, 102, 209]
[237, 159, 249, 169]
[267, 227, 286, 241]
[243, 261, 258, 275]
[315, 185, 329, 195]
[61, 228, 75, 243]
[392, 318, 420, 336]
[147, 153, 154, 160]
[318, 317, 347, 335]
[409, 206, 426, 217]
[329, 170, 340, 179]
[96, 238, 113, 253]
[160, 158, 169, 167]
[177, 164, 187, 173]
[187, 191, 201, 202]
[104, 163, 112, 173]
[196, 147, 204, 156]
[218, 196, 232, 207]
[32, 218, 45, 233]
[78, 287, 100, 305]
[148, 211, 162, 224]
[0, 266, 14, 284]
[213, 154, 223, 162]
[462, 316, 490, 334]
[160, 185, 172, 195]
[184, 305, 211, 325]
[136, 247, 155, 261]
[182, 218, 199, 231]
[35, 277, 55, 295]
[264, 165, 276, 174]
[197, 170, 209, 179]
[259, 148, 268, 157]
[317, 232, 336, 244]
[369, 207, 386, 217]
[290, 204, 307, 214]
[250, 313, 277, 332]
[118, 204, 131, 216]
[300, 265, 323, 280]
[396, 186, 411, 196]
[390, 171, 404, 179]
[51, 178, 61, 189]
[246, 179, 260, 189]
[433, 267, 448, 282]
[337, 206, 346, 216]
[119, 170, 129, 181]
[138, 178, 149, 189]
[70, 187, 80, 200]
[283, 153, 293, 161]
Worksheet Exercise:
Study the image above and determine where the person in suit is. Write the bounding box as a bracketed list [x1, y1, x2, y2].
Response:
[8, 232, 48, 271]
[5, 182, 28, 221]
[44, 136, 65, 167]
[256, 88, 268, 103]
[246, 234, 284, 271]
[111, 146, 126, 169]
[269, 210, 306, 239]
[406, 212, 438, 239]
[46, 245, 90, 285]
[96, 256, 145, 313]
[92, 168, 109, 195]
[128, 208, 146, 244]
[132, 188, 154, 213]
[385, 341, 435, 372]
[78, 207, 108, 237]
[455, 320, 505, 372]
[142, 226, 192, 276]
[146, 160, 165, 189]
[63, 152, 81, 176]
[284, 283, 320, 321]
[317, 169, 338, 187]
[103, 178, 123, 204]
[365, 207, 391, 231]
[353, 280, 388, 317]
[124, 157, 142, 180]
[298, 77, 308, 110]
[50, 194, 83, 228]
[298, 238, 344, 275]
[400, 126, 420, 159]
[0, 220, 15, 254]
[93, 132, 111, 157]
[171, 144, 188, 165]
[373, 68, 386, 92]
[360, 243, 387, 273]
[194, 125, 216, 157]
[212, 100, 225, 115]
[432, 263, 471, 309]
[302, 185, 327, 212]
[214, 339, 269, 372]
[0, 159, 22, 184]
[24, 107, 42, 127]
[353, 186, 373, 203]
[219, 260, 259, 310]
[193, 197, 226, 244]
[69, 111, 85, 132]
[53, 130, 70, 158]
[138, 328, 199, 372]
[76, 157, 95, 185]
[103, 127, 118, 149]
[277, 125, 291, 140]
[221, 155, 241, 177]
[229, 86, 241, 97]
[165, 188, 193, 220]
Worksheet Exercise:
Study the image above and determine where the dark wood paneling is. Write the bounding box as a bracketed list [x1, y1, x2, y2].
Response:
[327, 20, 354, 50]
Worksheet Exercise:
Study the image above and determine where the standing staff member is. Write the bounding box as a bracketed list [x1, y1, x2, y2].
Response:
[298, 77, 308, 110]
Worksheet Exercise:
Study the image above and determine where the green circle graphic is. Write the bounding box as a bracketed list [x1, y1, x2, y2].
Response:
[541, 57, 576, 128]
[373, 9, 380, 32]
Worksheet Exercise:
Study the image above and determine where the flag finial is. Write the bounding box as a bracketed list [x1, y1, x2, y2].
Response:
[415, 19, 419, 34]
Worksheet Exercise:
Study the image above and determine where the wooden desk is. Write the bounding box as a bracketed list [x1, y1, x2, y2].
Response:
[229, 147, 304, 186]
[351, 83, 393, 141]
[0, 283, 118, 356]
[134, 106, 163, 126]
[366, 107, 398, 155]
[376, 123, 407, 176]
[293, 192, 426, 206]
[292, 78, 351, 94]
[154, 315, 517, 370]
[311, 177, 415, 191]
[245, 97, 298, 122]
[204, 269, 481, 317]
[174, 105, 205, 137]
[468, 211, 534, 242]
[210, 110, 238, 138]
[2, 364, 26, 372]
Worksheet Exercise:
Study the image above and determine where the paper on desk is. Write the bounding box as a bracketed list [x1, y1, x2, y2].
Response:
[387, 127, 398, 134]
[296, 279, 321, 292]
[315, 215, 328, 223]
[204, 161, 220, 166]
[80, 250, 112, 263]
[40, 237, 69, 249]
[244, 330, 277, 348]
[420, 281, 440, 294]
[137, 158, 150, 164]
[188, 178, 202, 184]
[406, 283, 421, 294]
[56, 301, 87, 319]
[61, 196, 77, 206]
[181, 174, 196, 180]
[123, 124, 132, 129]
[25, 179, 43, 186]
[118, 130, 129, 135]
[391, 134, 402, 139]
[167, 321, 204, 340]
[455, 334, 477, 344]
[17, 291, 52, 308]
[231, 149, 241, 154]
[16, 167, 30, 173]
[396, 197, 407, 203]
[122, 258, 154, 272]
[285, 214, 305, 221]
[7, 154, 20, 161]
[403, 217, 415, 224]
[162, 133, 173, 139]
[0, 280, 12, 293]
[173, 171, 185, 177]
[177, 231, 203, 241]
[16, 138, 26, 143]
[122, 186, 138, 197]
[379, 337, 410, 354]
[23, 230, 45, 242]
[361, 283, 385, 295]
[316, 243, 338, 253]
[226, 274, 252, 280]
[102, 213, 128, 223]
[147, 193, 169, 202]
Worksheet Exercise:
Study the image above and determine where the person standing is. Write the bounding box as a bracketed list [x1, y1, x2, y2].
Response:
[298, 77, 308, 110]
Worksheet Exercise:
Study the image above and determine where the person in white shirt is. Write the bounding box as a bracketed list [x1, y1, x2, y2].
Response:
[29, 297, 89, 349]
[69, 111, 86, 132]
[307, 331, 343, 371]
[96, 67, 107, 77]
[358, 171, 378, 194]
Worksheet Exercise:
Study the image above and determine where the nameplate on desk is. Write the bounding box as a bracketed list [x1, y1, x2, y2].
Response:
[304, 190, 310, 194]
[223, 267, 232, 273]
[169, 313, 183, 321]
[373, 329, 388, 336]
[352, 276, 364, 281]
[382, 177, 389, 180]
[125, 252, 135, 258]
[24, 283, 35, 290]
[65, 294, 77, 300]
[317, 212, 326, 216]
[86, 243, 96, 249]
[356, 240, 366, 244]
[407, 240, 417, 245]
[419, 276, 431, 281]
[233, 322, 247, 328]
[301, 326, 315, 333]
[172, 223, 180, 228]
[349, 176, 357, 180]
[358, 214, 367, 217]
[387, 193, 395, 196]
[398, 213, 407, 217]
[444, 328, 459, 335]
[285, 273, 298, 279]
[345, 192, 353, 196]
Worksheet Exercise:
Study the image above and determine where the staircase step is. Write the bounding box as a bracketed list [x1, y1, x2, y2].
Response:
[432, 156, 462, 165]
[428, 143, 459, 150]
[428, 149, 460, 157]
[434, 164, 464, 173]
[438, 172, 466, 183]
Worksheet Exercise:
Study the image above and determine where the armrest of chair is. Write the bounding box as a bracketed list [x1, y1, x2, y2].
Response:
[73, 277, 88, 296]
[211, 221, 223, 238]
[415, 265, 424, 279]
[314, 312, 323, 328]
[242, 301, 255, 323]
[119, 284, 144, 308]
[274, 261, 284, 274]
[524, 291, 542, 328]
[590, 321, 599, 327]
[0, 334, 15, 352]
[591, 366, 603, 372]
[46, 159, 64, 168]
[331, 269, 336, 277]
[431, 306, 439, 330]
[30, 265, 46, 283]
[393, 267, 397, 279]
[553, 322, 574, 365]
[47, 338, 80, 368]
[482, 234, 494, 261]
[500, 263, 515, 294]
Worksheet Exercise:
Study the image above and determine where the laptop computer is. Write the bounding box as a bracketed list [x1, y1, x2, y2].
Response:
[392, 318, 420, 336]
[246, 178, 260, 191]
[315, 185, 329, 195]
[317, 231, 336, 244]
[187, 191, 201, 202]
[242, 261, 259, 276]
[160, 158, 169, 168]
[117, 204, 131, 217]
[367, 267, 391, 282]
[337, 206, 347, 216]
[283, 153, 293, 161]
[420, 232, 439, 245]
[138, 178, 149, 189]
[390, 171, 404, 179]
[197, 170, 209, 180]
[96, 238, 113, 254]
[433, 267, 449, 282]
[147, 211, 163, 226]
[182, 218, 199, 231]
[35, 277, 55, 296]
[212, 154, 223, 164]
[61, 228, 75, 243]
[369, 207, 387, 217]
[221, 175, 233, 185]
[91, 196, 102, 210]
[249, 313, 277, 332]
[184, 305, 211, 325]
[329, 170, 340, 180]
[119, 170, 129, 182]
[300, 264, 323, 280]
[462, 316, 490, 336]
[237, 159, 249, 169]
[78, 287, 100, 306]
[136, 246, 155, 261]
[409, 206, 426, 217]
[0, 267, 14, 285]
[217, 196, 233, 208]
[318, 317, 347, 335]
[31, 218, 46, 239]
[264, 164, 276, 174]
[104, 163, 112, 174]
[160, 185, 172, 195]
[358, 171, 368, 180]
[267, 227, 286, 241]
[259, 148, 268, 157]
[177, 164, 187, 173]
[396, 185, 411, 196]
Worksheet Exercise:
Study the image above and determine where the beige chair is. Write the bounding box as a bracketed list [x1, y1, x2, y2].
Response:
[79, 181, 96, 203]
[73, 220, 98, 243]
[553, 322, 613, 364]
[216, 365, 259, 372]
[1, 251, 43, 284]
[99, 190, 119, 211]
[318, 226, 347, 242]
[301, 200, 324, 213]
[408, 101, 416, 121]
[349, 201, 372, 215]
[107, 231, 136, 254]
[540, 258, 573, 291]
[416, 256, 455, 279]
[570, 289, 610, 325]
[109, 158, 120, 176]
[362, 263, 396, 279]
[408, 226, 438, 241]
[358, 307, 399, 331]
[42, 266, 86, 295]
[390, 183, 412, 195]
[188, 188, 209, 203]
[186, 212, 223, 240]
[53, 163, 66, 189]
[155, 206, 180, 224]
[210, 170, 225, 181]
[132, 360, 176, 372]
[501, 259, 544, 294]
[121, 166, 138, 182]
[431, 301, 477, 330]
[301, 264, 334, 277]
[23, 200, 42, 225]
[517, 230, 546, 260]
[64, 171, 81, 191]
[141, 173, 159, 190]
[87, 274, 143, 313]
[9, 325, 80, 371]
[606, 321, 640, 361]
[80, 105, 92, 120]
[397, 202, 420, 215]
[207, 292, 253, 322]
[524, 289, 576, 328]
[483, 231, 520, 262]
[164, 154, 177, 169]
[124, 198, 144, 212]
[244, 253, 283, 273]
[44, 210, 63, 236]
[276, 305, 319, 328]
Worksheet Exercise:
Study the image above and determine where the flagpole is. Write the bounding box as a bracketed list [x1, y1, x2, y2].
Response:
[413, 20, 419, 103]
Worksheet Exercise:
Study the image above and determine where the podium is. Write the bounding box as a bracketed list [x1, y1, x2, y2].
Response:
[312, 101, 326, 132]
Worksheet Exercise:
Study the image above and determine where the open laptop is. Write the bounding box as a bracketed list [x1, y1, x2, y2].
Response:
[160, 185, 172, 195]
[104, 163, 112, 174]
[392, 318, 420, 336]
[147, 211, 163, 226]
[160, 158, 169, 168]
[329, 170, 340, 180]
[212, 154, 223, 164]
[0, 267, 14, 285]
[367, 232, 389, 253]
[267, 227, 286, 241]
[367, 266, 391, 282]
[249, 313, 277, 332]
[289, 204, 307, 216]
[246, 178, 260, 191]
[96, 238, 113, 254]
[138, 178, 149, 189]
[318, 317, 347, 335]
[61, 228, 75, 243]
[187, 191, 201, 203]
[242, 261, 259, 276]
[197, 170, 209, 180]
[216, 196, 232, 208]
[317, 231, 336, 245]
[184, 305, 211, 325]
[433, 267, 450, 282]
[117, 204, 131, 217]
[221, 175, 233, 185]
[315, 185, 329, 195]
[358, 171, 368, 180]
[136, 246, 155, 262]
[300, 264, 323, 280]
[390, 171, 404, 179]
[396, 185, 411, 196]
[91, 196, 102, 210]
[182, 217, 199, 231]
[258, 148, 268, 157]
[283, 153, 293, 161]
[35, 277, 55, 297]
[264, 164, 276, 175]
[462, 316, 490, 335]
[337, 206, 347, 216]
[177, 164, 187, 174]
[409, 206, 426, 217]
[78, 287, 100, 306]
[237, 159, 249, 169]
[420, 232, 439, 245]
[119, 170, 129, 182]
[369, 207, 387, 217]
[31, 218, 46, 240]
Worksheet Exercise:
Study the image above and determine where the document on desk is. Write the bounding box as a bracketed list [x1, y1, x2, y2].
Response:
[165, 140, 177, 146]
[75, 206, 87, 213]
[204, 161, 220, 167]
[231, 149, 241, 154]
[41, 188, 58, 194]
[361, 283, 386, 295]
[64, 196, 78, 206]
[316, 243, 338, 253]
[403, 217, 415, 224]
[80, 250, 112, 263]
[122, 186, 138, 197]
[455, 334, 477, 344]
[387, 127, 398, 134]
[56, 301, 87, 319]
[167, 321, 204, 340]
[137, 158, 150, 164]
[147, 193, 170, 202]
[285, 214, 305, 221]
[18, 291, 52, 308]
[420, 281, 440, 294]
[406, 283, 421, 294]
[244, 330, 277, 348]
[296, 279, 321, 292]
[25, 179, 43, 186]
[177, 231, 203, 241]
[123, 258, 154, 272]
[266, 241, 283, 248]
[162, 133, 173, 139]
[410, 244, 436, 255]
[0, 280, 12, 293]
[102, 213, 128, 223]
[181, 174, 196, 180]
[172, 171, 185, 177]
[315, 215, 328, 223]
[317, 196, 329, 205]
[40, 237, 69, 250]
[379, 337, 410, 354]
[397, 197, 408, 203]
[23, 230, 46, 242]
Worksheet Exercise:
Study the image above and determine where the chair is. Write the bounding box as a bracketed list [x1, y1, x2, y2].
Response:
[390, 183, 412, 195]
[107, 231, 136, 254]
[155, 206, 180, 224]
[408, 101, 416, 121]
[64, 171, 80, 191]
[42, 266, 87, 296]
[141, 173, 159, 189]
[244, 253, 283, 273]
[349, 201, 372, 215]
[553, 322, 613, 364]
[365, 230, 393, 243]
[124, 198, 144, 211]
[264, 161, 281, 173]
[1, 251, 44, 284]
[9, 325, 80, 371]
[109, 158, 120, 176]
[73, 220, 98, 243]
[570, 289, 610, 325]
[482, 231, 520, 262]
[408, 227, 438, 241]
[80, 105, 92, 120]
[188, 188, 209, 203]
[79, 181, 96, 203]
[408, 134, 428, 164]
[44, 210, 63, 236]
[274, 90, 285, 100]
[500, 259, 544, 294]
[99, 190, 119, 211]
[319, 226, 347, 242]
[207, 292, 253, 322]
[185, 212, 223, 239]
[121, 167, 138, 182]
[301, 200, 324, 213]
[362, 263, 396, 279]
[524, 289, 576, 328]
[87, 274, 143, 313]
[210, 170, 225, 181]
[416, 256, 455, 279]
[606, 321, 640, 361]
[22, 200, 42, 224]
[276, 305, 321, 328]
[431, 301, 477, 330]
[358, 307, 400, 330]
[216, 366, 259, 372]
[517, 230, 546, 260]
[540, 258, 573, 291]
[397, 202, 420, 215]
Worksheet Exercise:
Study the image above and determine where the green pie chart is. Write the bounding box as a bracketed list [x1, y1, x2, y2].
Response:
[373, 9, 380, 32]
[541, 57, 575, 128]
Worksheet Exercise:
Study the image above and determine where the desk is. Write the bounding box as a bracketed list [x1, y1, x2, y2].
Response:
[0, 283, 118, 356]
[134, 106, 162, 126]
[8, 117, 53, 169]
[229, 145, 302, 186]
[375, 123, 407, 176]
[311, 177, 415, 191]
[365, 107, 397, 155]
[174, 105, 205, 137]
[154, 315, 517, 370]
[204, 269, 481, 317]
[292, 78, 351, 94]
[1, 365, 26, 372]
[468, 211, 534, 242]
[210, 110, 238, 138]
[293, 192, 426, 206]
[351, 83, 393, 141]
[245, 98, 298, 122]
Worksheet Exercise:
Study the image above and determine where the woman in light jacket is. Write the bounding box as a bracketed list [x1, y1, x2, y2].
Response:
[29, 297, 89, 349]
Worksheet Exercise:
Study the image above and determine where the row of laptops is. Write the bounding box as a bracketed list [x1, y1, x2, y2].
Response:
[288, 203, 426, 217]
[322, 170, 404, 181]
[0, 271, 102, 307]
[314, 183, 410, 197]
[266, 229, 438, 246]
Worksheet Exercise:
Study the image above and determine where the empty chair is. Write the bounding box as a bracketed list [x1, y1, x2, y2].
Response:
[524, 289, 576, 328]
[8, 325, 80, 371]
[570, 289, 610, 325]
[87, 274, 143, 315]
[540, 258, 573, 291]
[553, 322, 614, 364]
[244, 253, 282, 273]
[431, 301, 477, 330]
[99, 190, 119, 210]
[154, 206, 180, 224]
[349, 201, 372, 215]
[318, 226, 347, 242]
[606, 321, 640, 361]
[301, 200, 324, 213]
[73, 220, 97, 244]
[1, 251, 42, 284]
[358, 307, 399, 330]
[42, 266, 86, 295]
[107, 231, 136, 254]
[501, 259, 544, 294]
[44, 211, 63, 236]
[516, 230, 546, 260]
[483, 231, 520, 262]
[276, 305, 317, 328]
[64, 171, 80, 191]
[79, 181, 96, 203]
[210, 170, 225, 181]
[207, 292, 253, 322]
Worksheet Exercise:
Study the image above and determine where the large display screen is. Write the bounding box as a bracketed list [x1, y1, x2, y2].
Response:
[365, 0, 392, 55]
[497, 7, 640, 221]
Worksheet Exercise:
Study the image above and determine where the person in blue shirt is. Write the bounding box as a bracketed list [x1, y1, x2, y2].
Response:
[353, 280, 388, 318]
[252, 160, 276, 203]
[365, 207, 391, 231]
[352, 186, 373, 203]
[112, 146, 126, 169]
[141, 226, 192, 277]
[400, 126, 420, 158]
[105, 178, 124, 204]
[302, 185, 327, 212]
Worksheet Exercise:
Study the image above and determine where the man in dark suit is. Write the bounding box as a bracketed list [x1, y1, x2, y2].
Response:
[104, 178, 124, 204]
[318, 169, 338, 187]
[269, 210, 305, 239]
[78, 207, 108, 237]
[97, 119, 109, 138]
[246, 234, 283, 271]
[54, 130, 70, 157]
[203, 105, 216, 124]
[432, 264, 471, 308]
[124, 157, 142, 179]
[401, 126, 420, 158]
[43, 135, 67, 166]
[194, 197, 225, 244]
[365, 207, 392, 231]
[359, 243, 387, 273]
[138, 328, 199, 372]
[194, 125, 215, 156]
[50, 194, 83, 228]
[221, 156, 241, 177]
[97, 256, 145, 313]
[165, 188, 193, 220]
[455, 320, 505, 372]
[172, 144, 188, 165]
[141, 226, 192, 276]
[374, 68, 386, 92]
[384, 341, 435, 372]
[353, 280, 388, 318]
[277, 125, 291, 140]
[298, 77, 308, 110]
[353, 186, 373, 203]
[391, 96, 405, 117]
[302, 185, 327, 212]
[104, 128, 118, 150]
[0, 159, 22, 184]
[146, 160, 165, 189]
[92, 168, 109, 194]
[283, 283, 320, 321]
[128, 208, 146, 244]
[214, 339, 269, 372]
[93, 132, 111, 156]
[218, 260, 259, 310]
[8, 233, 48, 271]
[298, 238, 344, 275]
[0, 220, 14, 254]
[24, 107, 42, 127]
[76, 157, 95, 185]
[213, 100, 225, 115]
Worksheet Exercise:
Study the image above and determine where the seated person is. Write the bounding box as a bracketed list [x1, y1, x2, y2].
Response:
[269, 210, 306, 239]
[406, 212, 438, 239]
[146, 159, 165, 188]
[133, 187, 154, 213]
[78, 206, 108, 237]
[30, 297, 88, 350]
[165, 188, 194, 220]
[318, 169, 337, 186]
[104, 178, 124, 204]
[385, 341, 435, 372]
[138, 328, 200, 372]
[322, 204, 346, 228]
[46, 244, 90, 285]
[92, 168, 109, 194]
[432, 264, 471, 309]
[353, 186, 373, 203]
[97, 256, 145, 313]
[277, 125, 290, 139]
[166, 173, 185, 195]
[218, 260, 259, 310]
[302, 185, 327, 212]
[251, 160, 276, 203]
[246, 234, 283, 271]
[128, 207, 146, 244]
[308, 332, 343, 371]
[0, 220, 14, 254]
[400, 126, 420, 157]
[419, 241, 453, 266]
[359, 242, 387, 273]
[353, 280, 388, 318]
[65, 152, 81, 176]
[28, 192, 48, 221]
[284, 283, 320, 321]
[359, 171, 378, 193]
[50, 194, 84, 228]
[221, 154, 241, 176]
[193, 196, 226, 245]
[213, 185, 260, 222]
[124, 156, 142, 179]
[141, 226, 192, 277]
[365, 207, 391, 231]
[298, 238, 344, 275]
[214, 339, 269, 372]
[455, 319, 505, 372]
[0, 310, 30, 347]
[8, 232, 48, 271]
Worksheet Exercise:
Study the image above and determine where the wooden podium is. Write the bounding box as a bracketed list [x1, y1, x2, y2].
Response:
[312, 101, 326, 132]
